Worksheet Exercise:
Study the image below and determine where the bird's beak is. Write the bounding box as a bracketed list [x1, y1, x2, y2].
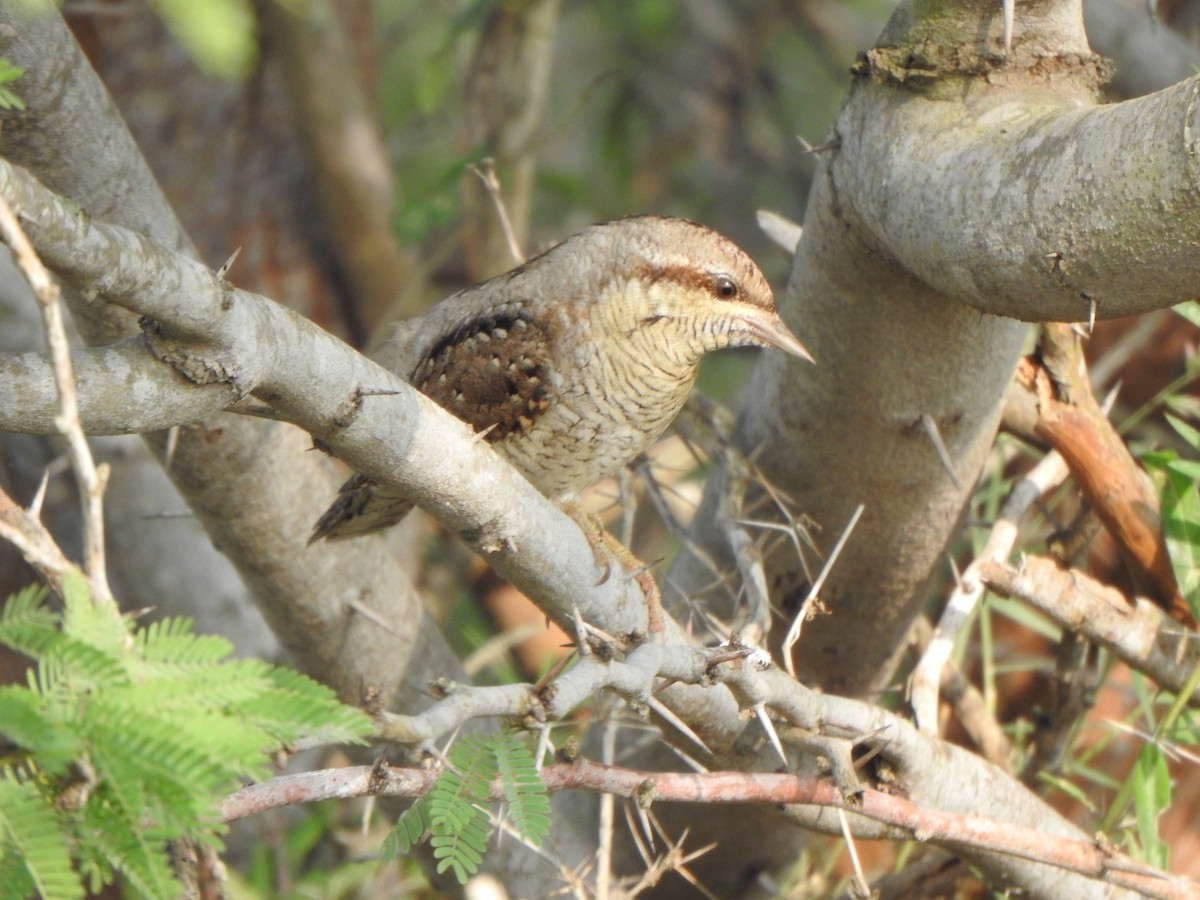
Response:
[740, 312, 815, 364]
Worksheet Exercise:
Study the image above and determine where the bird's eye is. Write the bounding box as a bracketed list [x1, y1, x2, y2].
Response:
[713, 274, 739, 299]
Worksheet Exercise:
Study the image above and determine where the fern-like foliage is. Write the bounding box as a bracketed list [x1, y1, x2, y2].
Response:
[493, 731, 551, 846]
[0, 573, 372, 900]
[384, 731, 550, 884]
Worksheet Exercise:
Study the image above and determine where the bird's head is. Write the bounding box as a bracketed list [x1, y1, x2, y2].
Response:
[581, 216, 814, 365]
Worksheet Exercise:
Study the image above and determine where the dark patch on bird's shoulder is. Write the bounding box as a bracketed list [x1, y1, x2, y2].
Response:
[409, 307, 553, 441]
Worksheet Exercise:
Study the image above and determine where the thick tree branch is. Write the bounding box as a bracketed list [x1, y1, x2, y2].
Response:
[0, 0, 462, 722]
[0, 337, 234, 435]
[1, 3, 1191, 895]
[658, 3, 1199, 888]
[0, 158, 655, 643]
[850, 3, 1200, 323]
[0, 7, 591, 886]
[673, 0, 1200, 699]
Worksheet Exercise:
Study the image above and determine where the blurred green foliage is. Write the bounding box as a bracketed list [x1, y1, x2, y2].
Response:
[371, 0, 889, 273]
[147, 0, 258, 78]
[0, 58, 24, 110]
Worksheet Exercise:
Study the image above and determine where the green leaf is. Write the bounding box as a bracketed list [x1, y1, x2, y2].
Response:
[431, 822, 487, 885]
[1132, 744, 1171, 869]
[493, 732, 549, 845]
[0, 585, 59, 654]
[147, 0, 257, 79]
[1146, 442, 1200, 609]
[60, 571, 127, 656]
[136, 618, 233, 664]
[0, 687, 81, 775]
[0, 585, 373, 898]
[387, 797, 432, 856]
[413, 56, 453, 117]
[1165, 414, 1200, 454]
[1173, 300, 1200, 328]
[0, 778, 82, 900]
[411, 734, 507, 883]
[1167, 458, 1200, 480]
[0, 847, 38, 900]
[235, 667, 372, 746]
[1035, 771, 1095, 812]
[83, 801, 178, 900]
[0, 57, 24, 110]
[1164, 706, 1200, 745]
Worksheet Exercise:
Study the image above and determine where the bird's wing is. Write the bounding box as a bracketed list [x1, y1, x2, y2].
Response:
[408, 304, 554, 442]
[312, 292, 559, 543]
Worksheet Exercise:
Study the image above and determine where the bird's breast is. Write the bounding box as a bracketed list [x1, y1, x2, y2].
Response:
[490, 340, 698, 499]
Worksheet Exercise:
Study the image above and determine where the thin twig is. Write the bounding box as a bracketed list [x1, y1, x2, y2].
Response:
[782, 503, 865, 677]
[218, 759, 1199, 899]
[838, 807, 872, 899]
[910, 383, 1121, 735]
[0, 484, 75, 595]
[596, 708, 617, 900]
[0, 193, 113, 605]
[920, 412, 963, 490]
[753, 701, 788, 766]
[981, 556, 1200, 708]
[910, 446, 1070, 734]
[908, 616, 1014, 770]
[471, 159, 525, 265]
[347, 598, 409, 642]
[756, 208, 803, 254]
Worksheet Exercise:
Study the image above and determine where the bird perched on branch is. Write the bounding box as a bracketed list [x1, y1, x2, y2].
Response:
[311, 215, 812, 542]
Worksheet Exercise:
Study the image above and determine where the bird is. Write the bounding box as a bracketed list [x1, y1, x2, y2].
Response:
[311, 215, 812, 542]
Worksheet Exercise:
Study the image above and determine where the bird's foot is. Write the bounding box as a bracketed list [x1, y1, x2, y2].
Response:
[563, 502, 663, 637]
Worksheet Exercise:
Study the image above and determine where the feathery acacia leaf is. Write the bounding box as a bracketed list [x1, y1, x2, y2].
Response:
[0, 581, 373, 899]
[382, 731, 549, 882]
[0, 778, 81, 900]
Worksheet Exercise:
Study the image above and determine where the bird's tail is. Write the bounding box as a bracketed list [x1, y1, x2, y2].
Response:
[309, 474, 414, 543]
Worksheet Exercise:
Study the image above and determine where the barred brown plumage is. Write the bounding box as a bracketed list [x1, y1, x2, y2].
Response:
[311, 216, 812, 542]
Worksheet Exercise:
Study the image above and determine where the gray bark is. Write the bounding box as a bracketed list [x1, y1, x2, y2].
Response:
[672, 0, 1200, 701]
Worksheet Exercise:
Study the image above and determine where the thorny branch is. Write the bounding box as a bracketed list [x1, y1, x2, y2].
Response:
[910, 437, 1071, 736]
[217, 760, 1197, 900]
[982, 555, 1200, 707]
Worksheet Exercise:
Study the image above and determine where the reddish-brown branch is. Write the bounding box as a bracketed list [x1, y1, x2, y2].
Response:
[1012, 324, 1194, 627]
[217, 759, 1198, 898]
